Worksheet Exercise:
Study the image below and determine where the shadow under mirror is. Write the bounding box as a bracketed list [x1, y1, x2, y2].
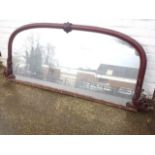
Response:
[12, 28, 140, 106]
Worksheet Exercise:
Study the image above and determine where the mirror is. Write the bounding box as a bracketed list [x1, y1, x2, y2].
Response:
[12, 28, 140, 106]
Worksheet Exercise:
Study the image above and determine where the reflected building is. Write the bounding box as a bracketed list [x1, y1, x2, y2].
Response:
[75, 64, 138, 98]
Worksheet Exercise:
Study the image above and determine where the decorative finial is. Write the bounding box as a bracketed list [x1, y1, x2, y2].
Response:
[63, 22, 72, 33]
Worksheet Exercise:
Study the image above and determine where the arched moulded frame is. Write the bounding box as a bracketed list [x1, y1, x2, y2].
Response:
[5, 22, 147, 111]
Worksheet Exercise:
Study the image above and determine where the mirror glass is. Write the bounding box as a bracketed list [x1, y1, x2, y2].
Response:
[12, 28, 140, 106]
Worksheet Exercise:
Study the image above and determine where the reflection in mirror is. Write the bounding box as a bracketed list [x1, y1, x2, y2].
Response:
[12, 29, 140, 106]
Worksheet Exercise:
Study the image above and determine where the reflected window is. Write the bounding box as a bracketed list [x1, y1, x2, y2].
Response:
[106, 69, 113, 76]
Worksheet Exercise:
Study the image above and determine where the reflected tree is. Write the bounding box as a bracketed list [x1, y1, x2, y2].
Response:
[44, 43, 59, 68]
[45, 43, 55, 65]
[29, 44, 42, 77]
[23, 35, 43, 78]
[22, 34, 59, 80]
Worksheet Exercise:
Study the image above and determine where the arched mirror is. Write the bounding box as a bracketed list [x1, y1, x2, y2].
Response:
[5, 23, 147, 110]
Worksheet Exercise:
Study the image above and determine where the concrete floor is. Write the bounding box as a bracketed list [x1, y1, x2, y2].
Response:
[0, 66, 155, 134]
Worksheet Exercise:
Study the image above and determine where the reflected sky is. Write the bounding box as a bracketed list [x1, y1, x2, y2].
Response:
[13, 29, 140, 70]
